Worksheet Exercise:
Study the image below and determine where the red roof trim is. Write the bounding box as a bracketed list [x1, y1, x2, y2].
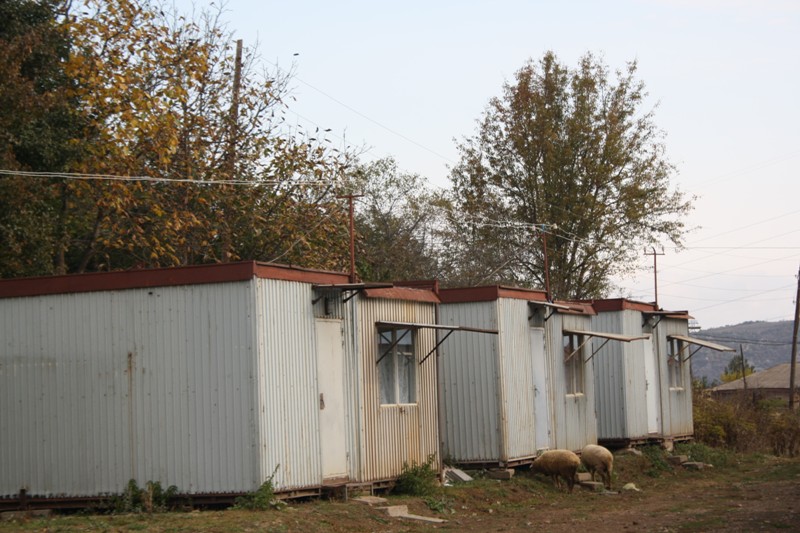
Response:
[363, 287, 439, 303]
[0, 261, 351, 298]
[557, 301, 597, 316]
[590, 298, 659, 313]
[439, 285, 548, 304]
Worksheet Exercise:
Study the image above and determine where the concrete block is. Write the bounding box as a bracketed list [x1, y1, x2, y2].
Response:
[576, 472, 593, 482]
[580, 481, 605, 492]
[616, 447, 642, 456]
[352, 496, 388, 506]
[681, 461, 705, 470]
[486, 468, 515, 480]
[382, 505, 409, 517]
[444, 467, 473, 483]
[668, 455, 689, 465]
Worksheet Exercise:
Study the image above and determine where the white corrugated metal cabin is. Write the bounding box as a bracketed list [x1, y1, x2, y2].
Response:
[590, 299, 733, 446]
[436, 286, 610, 467]
[0, 261, 442, 507]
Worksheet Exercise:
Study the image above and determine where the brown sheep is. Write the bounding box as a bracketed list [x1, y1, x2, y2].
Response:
[530, 449, 581, 493]
[580, 444, 614, 490]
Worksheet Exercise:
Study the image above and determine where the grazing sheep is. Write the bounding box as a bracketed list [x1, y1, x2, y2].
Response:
[530, 449, 581, 493]
[580, 444, 614, 490]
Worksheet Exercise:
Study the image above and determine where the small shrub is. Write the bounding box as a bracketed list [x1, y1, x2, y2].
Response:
[640, 445, 672, 477]
[394, 454, 439, 496]
[234, 465, 283, 511]
[112, 479, 178, 513]
[693, 391, 800, 456]
[423, 494, 454, 514]
[675, 442, 732, 467]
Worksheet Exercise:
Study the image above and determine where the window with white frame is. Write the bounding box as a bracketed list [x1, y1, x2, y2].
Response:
[668, 337, 685, 388]
[377, 327, 416, 405]
[563, 333, 585, 395]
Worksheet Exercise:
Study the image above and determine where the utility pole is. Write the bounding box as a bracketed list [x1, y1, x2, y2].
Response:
[790, 265, 800, 410]
[540, 224, 552, 301]
[222, 39, 243, 262]
[337, 194, 363, 283]
[645, 247, 665, 308]
[739, 344, 748, 395]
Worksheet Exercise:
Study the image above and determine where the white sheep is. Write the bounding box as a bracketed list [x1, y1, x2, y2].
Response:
[529, 449, 581, 493]
[580, 444, 614, 490]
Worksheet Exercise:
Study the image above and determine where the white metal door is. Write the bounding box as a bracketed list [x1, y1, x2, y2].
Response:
[643, 339, 661, 434]
[530, 327, 552, 451]
[316, 319, 348, 480]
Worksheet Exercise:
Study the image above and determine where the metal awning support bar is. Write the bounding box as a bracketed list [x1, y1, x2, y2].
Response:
[668, 334, 735, 362]
[419, 329, 456, 365]
[342, 289, 361, 303]
[562, 329, 650, 363]
[375, 328, 412, 366]
[375, 321, 498, 335]
[374, 321, 499, 366]
[312, 282, 393, 304]
[529, 301, 571, 323]
[585, 338, 613, 363]
[643, 314, 664, 329]
[564, 336, 593, 363]
[681, 345, 705, 363]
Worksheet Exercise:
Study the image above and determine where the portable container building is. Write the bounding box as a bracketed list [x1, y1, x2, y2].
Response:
[590, 299, 734, 446]
[0, 261, 445, 507]
[436, 286, 646, 467]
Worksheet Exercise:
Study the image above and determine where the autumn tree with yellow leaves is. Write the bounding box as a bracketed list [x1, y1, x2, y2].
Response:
[0, 0, 353, 277]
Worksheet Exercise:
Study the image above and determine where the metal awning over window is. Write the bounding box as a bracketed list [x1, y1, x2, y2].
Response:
[375, 320, 498, 366]
[668, 334, 735, 361]
[563, 329, 651, 363]
[312, 282, 393, 304]
[529, 301, 574, 322]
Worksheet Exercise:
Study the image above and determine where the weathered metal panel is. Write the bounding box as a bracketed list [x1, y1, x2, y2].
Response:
[658, 318, 693, 438]
[254, 279, 323, 491]
[593, 308, 669, 442]
[437, 301, 501, 463]
[0, 282, 261, 499]
[357, 297, 439, 481]
[621, 310, 654, 439]
[591, 311, 627, 440]
[496, 299, 537, 460]
[550, 313, 597, 451]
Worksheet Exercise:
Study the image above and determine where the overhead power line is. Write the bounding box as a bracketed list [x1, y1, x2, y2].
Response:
[0, 169, 334, 187]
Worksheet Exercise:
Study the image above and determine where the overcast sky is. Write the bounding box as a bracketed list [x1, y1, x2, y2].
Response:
[178, 0, 799, 329]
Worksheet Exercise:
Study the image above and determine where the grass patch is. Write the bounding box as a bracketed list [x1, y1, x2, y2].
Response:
[393, 454, 439, 496]
[233, 465, 283, 511]
[640, 445, 673, 477]
[110, 479, 179, 513]
[675, 442, 733, 467]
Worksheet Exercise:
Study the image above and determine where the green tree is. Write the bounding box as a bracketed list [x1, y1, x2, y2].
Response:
[720, 353, 756, 384]
[347, 158, 441, 282]
[444, 51, 692, 298]
[0, 0, 85, 277]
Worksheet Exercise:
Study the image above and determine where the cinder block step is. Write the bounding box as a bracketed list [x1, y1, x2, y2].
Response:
[486, 468, 515, 480]
[580, 481, 605, 492]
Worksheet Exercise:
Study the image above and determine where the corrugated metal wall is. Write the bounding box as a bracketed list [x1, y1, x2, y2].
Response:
[437, 302, 501, 463]
[592, 310, 656, 441]
[254, 279, 323, 491]
[592, 311, 627, 440]
[496, 299, 537, 460]
[657, 318, 693, 437]
[0, 282, 260, 498]
[550, 313, 597, 451]
[357, 298, 439, 481]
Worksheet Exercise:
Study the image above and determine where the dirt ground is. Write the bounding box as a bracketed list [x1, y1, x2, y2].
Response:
[3, 451, 800, 532]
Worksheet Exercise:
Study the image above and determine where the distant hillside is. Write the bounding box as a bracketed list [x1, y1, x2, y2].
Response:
[690, 320, 795, 385]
